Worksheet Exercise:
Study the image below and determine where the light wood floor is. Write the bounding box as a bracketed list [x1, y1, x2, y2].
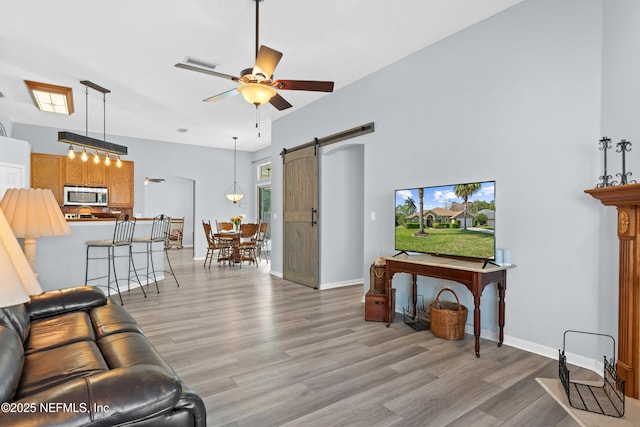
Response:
[118, 249, 590, 427]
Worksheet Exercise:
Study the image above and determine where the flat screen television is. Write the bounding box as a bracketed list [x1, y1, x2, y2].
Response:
[395, 180, 495, 261]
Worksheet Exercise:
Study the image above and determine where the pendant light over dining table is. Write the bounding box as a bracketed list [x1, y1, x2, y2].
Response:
[226, 137, 244, 203]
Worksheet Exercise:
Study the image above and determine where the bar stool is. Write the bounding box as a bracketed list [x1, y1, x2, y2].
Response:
[132, 214, 179, 292]
[161, 217, 180, 287]
[85, 214, 145, 304]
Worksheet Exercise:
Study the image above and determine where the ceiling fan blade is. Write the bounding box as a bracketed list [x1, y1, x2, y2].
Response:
[273, 80, 334, 92]
[175, 63, 239, 82]
[269, 93, 292, 111]
[253, 45, 283, 79]
[203, 88, 239, 103]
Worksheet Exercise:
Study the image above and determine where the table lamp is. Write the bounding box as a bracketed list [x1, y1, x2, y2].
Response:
[0, 205, 42, 305]
[0, 188, 71, 274]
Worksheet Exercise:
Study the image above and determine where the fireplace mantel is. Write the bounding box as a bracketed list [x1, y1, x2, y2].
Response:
[586, 183, 640, 398]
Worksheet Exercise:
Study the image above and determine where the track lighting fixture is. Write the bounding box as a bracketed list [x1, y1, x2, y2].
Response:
[58, 80, 127, 166]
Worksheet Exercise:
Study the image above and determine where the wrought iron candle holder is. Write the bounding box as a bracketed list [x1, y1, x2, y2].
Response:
[596, 137, 636, 188]
[597, 137, 613, 188]
[616, 139, 636, 185]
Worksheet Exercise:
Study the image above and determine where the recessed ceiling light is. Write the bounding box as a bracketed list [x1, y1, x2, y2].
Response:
[24, 80, 74, 115]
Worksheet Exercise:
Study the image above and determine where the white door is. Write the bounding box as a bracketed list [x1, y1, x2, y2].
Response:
[0, 162, 25, 199]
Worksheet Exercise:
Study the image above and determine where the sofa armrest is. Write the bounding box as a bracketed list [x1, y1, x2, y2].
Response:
[174, 383, 207, 427]
[27, 286, 107, 320]
[1, 365, 182, 427]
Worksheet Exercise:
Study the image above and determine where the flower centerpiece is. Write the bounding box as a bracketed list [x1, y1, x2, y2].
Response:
[231, 215, 244, 232]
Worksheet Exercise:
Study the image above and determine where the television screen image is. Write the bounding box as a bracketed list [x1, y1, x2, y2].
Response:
[395, 181, 495, 260]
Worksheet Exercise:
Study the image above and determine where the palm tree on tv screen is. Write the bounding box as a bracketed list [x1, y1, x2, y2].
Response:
[454, 183, 481, 231]
[403, 197, 416, 215]
[418, 188, 425, 234]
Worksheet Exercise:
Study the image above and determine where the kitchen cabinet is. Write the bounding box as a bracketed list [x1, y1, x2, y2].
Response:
[64, 157, 107, 187]
[31, 153, 134, 208]
[31, 153, 63, 204]
[108, 160, 134, 207]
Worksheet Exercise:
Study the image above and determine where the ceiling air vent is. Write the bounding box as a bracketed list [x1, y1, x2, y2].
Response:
[184, 57, 218, 71]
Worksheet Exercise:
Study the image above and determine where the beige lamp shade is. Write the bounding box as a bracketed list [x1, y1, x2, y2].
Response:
[0, 188, 71, 276]
[1, 188, 71, 238]
[0, 207, 41, 304]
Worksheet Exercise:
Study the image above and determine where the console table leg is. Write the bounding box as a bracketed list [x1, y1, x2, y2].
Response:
[411, 274, 417, 318]
[474, 294, 481, 357]
[386, 270, 394, 327]
[498, 279, 506, 347]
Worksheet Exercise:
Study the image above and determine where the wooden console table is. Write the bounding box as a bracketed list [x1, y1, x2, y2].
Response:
[585, 183, 640, 398]
[384, 254, 512, 357]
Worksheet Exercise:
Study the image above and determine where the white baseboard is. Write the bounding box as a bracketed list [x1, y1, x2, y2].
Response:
[503, 334, 603, 375]
[391, 302, 602, 376]
[320, 278, 364, 290]
[269, 272, 363, 289]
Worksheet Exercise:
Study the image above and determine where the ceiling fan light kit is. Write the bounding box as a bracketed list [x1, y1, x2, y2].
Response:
[175, 0, 334, 112]
[238, 82, 276, 105]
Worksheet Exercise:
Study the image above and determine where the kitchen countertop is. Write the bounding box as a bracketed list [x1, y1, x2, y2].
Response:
[66, 217, 155, 222]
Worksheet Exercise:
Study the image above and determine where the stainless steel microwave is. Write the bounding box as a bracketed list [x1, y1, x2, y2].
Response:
[63, 186, 108, 206]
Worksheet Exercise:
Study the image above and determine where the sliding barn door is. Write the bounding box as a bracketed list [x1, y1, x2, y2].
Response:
[282, 145, 319, 288]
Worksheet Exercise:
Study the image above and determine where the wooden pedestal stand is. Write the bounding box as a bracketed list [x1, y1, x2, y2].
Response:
[585, 183, 640, 398]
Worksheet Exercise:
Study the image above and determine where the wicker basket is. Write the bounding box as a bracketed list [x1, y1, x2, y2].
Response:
[430, 288, 468, 340]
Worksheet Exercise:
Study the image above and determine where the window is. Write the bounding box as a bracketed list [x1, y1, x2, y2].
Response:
[258, 162, 271, 180]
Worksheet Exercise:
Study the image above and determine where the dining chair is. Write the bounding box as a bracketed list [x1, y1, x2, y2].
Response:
[202, 220, 215, 268]
[238, 223, 259, 268]
[204, 220, 233, 267]
[216, 221, 234, 232]
[255, 221, 269, 263]
[165, 217, 184, 249]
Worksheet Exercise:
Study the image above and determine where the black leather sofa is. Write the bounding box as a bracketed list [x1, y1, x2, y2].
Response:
[0, 286, 206, 426]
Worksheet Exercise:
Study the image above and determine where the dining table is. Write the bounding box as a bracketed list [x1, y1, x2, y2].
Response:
[214, 231, 240, 264]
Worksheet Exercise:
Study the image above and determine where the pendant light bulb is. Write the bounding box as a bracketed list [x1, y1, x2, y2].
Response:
[81, 148, 88, 162]
[68, 145, 75, 159]
[116, 155, 122, 168]
[104, 154, 111, 166]
[93, 151, 100, 164]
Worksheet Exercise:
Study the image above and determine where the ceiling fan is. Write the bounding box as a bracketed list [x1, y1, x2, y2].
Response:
[174, 0, 334, 111]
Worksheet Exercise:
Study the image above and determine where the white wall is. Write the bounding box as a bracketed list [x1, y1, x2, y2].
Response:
[271, 0, 611, 362]
[319, 143, 365, 288]
[599, 0, 640, 353]
[0, 136, 30, 202]
[144, 175, 194, 247]
[0, 113, 15, 138]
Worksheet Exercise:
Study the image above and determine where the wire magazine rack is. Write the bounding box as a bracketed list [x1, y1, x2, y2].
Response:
[558, 330, 625, 418]
[402, 295, 429, 331]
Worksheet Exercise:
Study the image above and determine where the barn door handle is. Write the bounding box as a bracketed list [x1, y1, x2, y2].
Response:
[311, 208, 318, 226]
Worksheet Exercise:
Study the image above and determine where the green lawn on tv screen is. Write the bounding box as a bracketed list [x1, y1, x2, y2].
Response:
[395, 227, 494, 259]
